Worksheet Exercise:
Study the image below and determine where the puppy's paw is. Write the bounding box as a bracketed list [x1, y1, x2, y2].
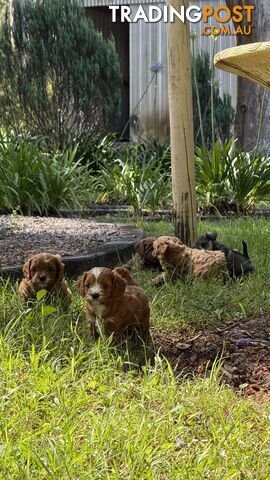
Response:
[130, 254, 144, 271]
[152, 273, 166, 286]
[18, 281, 36, 299]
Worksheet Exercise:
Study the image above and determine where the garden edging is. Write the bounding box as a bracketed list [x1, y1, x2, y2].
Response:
[0, 224, 143, 281]
[59, 205, 270, 221]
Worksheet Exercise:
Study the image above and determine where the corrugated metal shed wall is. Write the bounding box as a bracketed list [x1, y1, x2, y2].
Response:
[129, 1, 237, 140]
[85, 0, 237, 140]
[130, 4, 169, 140]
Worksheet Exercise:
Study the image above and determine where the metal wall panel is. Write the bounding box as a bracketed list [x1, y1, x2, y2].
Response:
[129, 0, 237, 139]
[84, 0, 238, 139]
[130, 5, 169, 140]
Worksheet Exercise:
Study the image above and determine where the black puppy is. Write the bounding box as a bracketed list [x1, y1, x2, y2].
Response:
[195, 232, 254, 278]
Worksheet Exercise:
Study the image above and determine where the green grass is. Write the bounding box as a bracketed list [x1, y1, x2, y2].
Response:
[1, 217, 270, 478]
[98, 216, 270, 329]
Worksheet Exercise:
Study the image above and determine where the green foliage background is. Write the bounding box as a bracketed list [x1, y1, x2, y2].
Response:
[0, 0, 122, 148]
[192, 51, 235, 146]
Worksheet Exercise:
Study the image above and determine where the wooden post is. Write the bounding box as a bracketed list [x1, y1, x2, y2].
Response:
[166, 0, 197, 245]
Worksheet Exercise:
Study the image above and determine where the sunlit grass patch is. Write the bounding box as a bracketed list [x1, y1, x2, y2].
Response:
[0, 309, 269, 479]
[1, 217, 270, 478]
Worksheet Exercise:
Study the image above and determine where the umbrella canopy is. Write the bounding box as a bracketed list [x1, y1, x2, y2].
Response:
[214, 42, 270, 89]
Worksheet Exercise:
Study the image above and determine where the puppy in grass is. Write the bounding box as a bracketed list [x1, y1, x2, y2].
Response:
[19, 252, 71, 306]
[124, 237, 162, 271]
[195, 231, 254, 278]
[152, 236, 228, 284]
[77, 266, 150, 342]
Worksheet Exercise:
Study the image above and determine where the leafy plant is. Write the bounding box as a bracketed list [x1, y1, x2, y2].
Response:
[0, 129, 93, 215]
[77, 133, 124, 171]
[195, 138, 270, 213]
[0, 0, 121, 148]
[195, 138, 233, 211]
[78, 134, 171, 173]
[228, 151, 270, 212]
[95, 141, 171, 214]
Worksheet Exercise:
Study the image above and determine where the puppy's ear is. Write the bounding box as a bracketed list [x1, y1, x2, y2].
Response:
[54, 254, 65, 282]
[77, 272, 88, 297]
[165, 242, 183, 257]
[154, 242, 170, 256]
[135, 240, 145, 257]
[23, 259, 32, 280]
[114, 267, 138, 287]
[112, 272, 126, 298]
[206, 232, 217, 241]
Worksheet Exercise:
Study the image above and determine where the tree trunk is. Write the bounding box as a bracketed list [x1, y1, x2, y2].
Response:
[226, 0, 270, 151]
[166, 0, 197, 245]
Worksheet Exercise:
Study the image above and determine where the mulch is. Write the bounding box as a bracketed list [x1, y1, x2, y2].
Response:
[0, 215, 120, 267]
[153, 316, 270, 396]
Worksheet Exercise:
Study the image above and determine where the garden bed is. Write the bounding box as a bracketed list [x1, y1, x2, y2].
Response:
[0, 215, 121, 266]
[0, 215, 143, 278]
[154, 316, 270, 396]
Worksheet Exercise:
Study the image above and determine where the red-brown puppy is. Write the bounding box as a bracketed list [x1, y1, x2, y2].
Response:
[19, 252, 71, 304]
[77, 267, 150, 341]
[124, 237, 162, 271]
[152, 236, 228, 284]
[134, 237, 161, 269]
[113, 266, 139, 286]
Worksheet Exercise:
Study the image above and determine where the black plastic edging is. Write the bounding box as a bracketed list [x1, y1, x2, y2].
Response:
[1, 225, 144, 281]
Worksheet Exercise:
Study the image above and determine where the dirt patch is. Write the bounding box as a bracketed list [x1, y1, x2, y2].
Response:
[0, 216, 120, 267]
[153, 317, 270, 396]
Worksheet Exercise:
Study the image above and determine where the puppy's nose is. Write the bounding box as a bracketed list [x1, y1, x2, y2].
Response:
[92, 293, 100, 300]
[39, 275, 47, 282]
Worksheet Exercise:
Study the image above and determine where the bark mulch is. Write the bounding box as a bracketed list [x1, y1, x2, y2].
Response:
[153, 316, 270, 396]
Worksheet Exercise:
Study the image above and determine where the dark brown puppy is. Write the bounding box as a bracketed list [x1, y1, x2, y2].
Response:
[124, 237, 162, 270]
[77, 267, 150, 341]
[19, 252, 71, 304]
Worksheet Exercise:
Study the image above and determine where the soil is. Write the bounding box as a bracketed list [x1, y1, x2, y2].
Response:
[0, 215, 120, 267]
[153, 317, 270, 396]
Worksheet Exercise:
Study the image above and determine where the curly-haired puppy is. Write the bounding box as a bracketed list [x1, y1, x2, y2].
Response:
[19, 253, 71, 305]
[152, 236, 228, 284]
[113, 266, 139, 286]
[77, 267, 150, 341]
[124, 237, 162, 270]
[195, 231, 254, 278]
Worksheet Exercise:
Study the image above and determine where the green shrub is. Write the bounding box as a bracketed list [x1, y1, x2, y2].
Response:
[195, 138, 270, 213]
[78, 133, 124, 171]
[195, 139, 233, 211]
[0, 130, 93, 215]
[228, 151, 270, 211]
[95, 140, 171, 214]
[82, 134, 270, 215]
[78, 134, 171, 173]
[0, 0, 121, 148]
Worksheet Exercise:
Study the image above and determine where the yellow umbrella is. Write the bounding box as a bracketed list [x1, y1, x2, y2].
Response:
[214, 41, 270, 89]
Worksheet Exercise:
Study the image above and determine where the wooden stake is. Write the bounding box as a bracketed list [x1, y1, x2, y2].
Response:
[166, 0, 197, 245]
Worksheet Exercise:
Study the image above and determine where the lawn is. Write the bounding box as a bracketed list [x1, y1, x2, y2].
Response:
[0, 217, 270, 479]
[102, 215, 270, 329]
